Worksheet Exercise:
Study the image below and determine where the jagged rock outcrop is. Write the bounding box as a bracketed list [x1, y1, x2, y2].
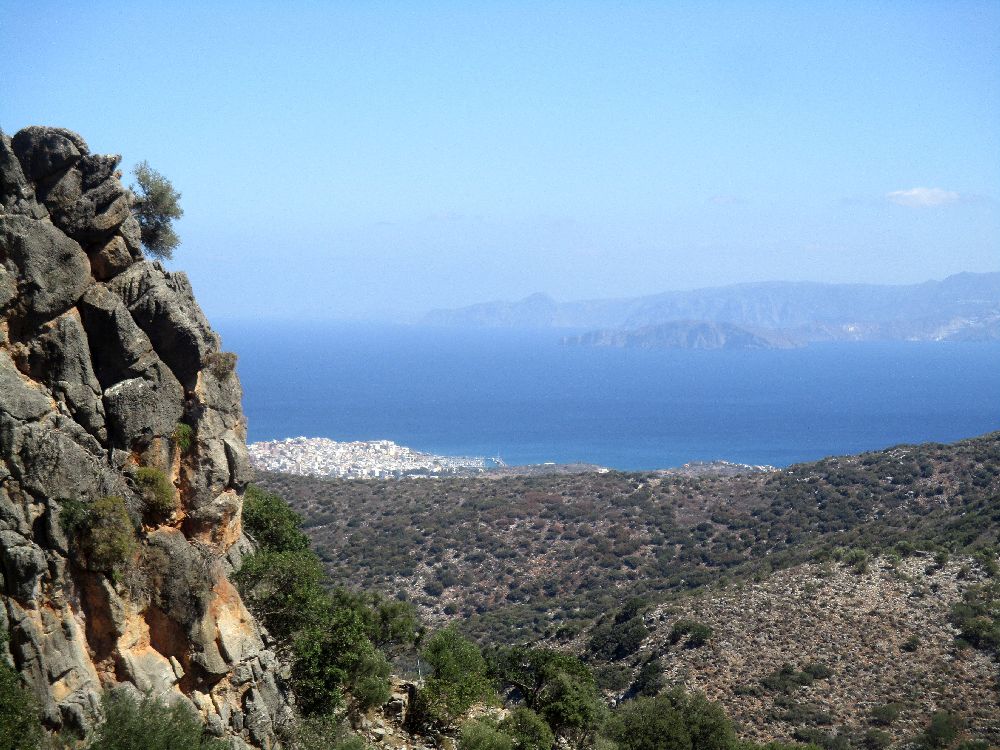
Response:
[0, 126, 292, 747]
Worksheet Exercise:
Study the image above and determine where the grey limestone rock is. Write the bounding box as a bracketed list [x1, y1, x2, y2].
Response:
[0, 126, 290, 747]
[0, 214, 90, 328]
[109, 262, 219, 389]
[0, 132, 34, 206]
[26, 311, 107, 442]
[10, 126, 87, 182]
[89, 235, 132, 281]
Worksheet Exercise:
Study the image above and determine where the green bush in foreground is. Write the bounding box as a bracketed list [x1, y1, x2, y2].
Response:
[499, 707, 555, 750]
[414, 625, 495, 727]
[89, 689, 227, 750]
[602, 690, 736, 750]
[920, 711, 962, 749]
[459, 719, 513, 750]
[242, 484, 311, 553]
[236, 485, 394, 718]
[0, 658, 43, 750]
[291, 712, 371, 750]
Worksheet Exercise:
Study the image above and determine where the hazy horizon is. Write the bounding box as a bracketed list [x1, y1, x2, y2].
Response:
[203, 269, 998, 327]
[3, 1, 998, 323]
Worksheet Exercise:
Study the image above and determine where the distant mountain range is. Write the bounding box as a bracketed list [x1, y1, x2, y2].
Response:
[424, 272, 1000, 349]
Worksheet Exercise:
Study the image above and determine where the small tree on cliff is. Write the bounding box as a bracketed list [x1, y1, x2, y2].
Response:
[131, 160, 182, 260]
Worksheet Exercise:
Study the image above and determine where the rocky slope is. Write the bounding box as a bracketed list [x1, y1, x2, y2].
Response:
[0, 127, 291, 746]
[257, 432, 1000, 643]
[639, 557, 998, 745]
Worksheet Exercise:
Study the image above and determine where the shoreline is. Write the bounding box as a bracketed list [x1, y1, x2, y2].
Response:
[248, 436, 777, 480]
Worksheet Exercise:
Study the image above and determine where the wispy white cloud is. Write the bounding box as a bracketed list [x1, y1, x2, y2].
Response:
[886, 187, 960, 207]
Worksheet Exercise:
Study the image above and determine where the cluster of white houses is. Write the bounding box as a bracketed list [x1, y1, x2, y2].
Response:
[247, 437, 488, 479]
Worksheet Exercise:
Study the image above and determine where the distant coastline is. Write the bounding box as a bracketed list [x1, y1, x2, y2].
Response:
[248, 437, 779, 480]
[425, 272, 1000, 349]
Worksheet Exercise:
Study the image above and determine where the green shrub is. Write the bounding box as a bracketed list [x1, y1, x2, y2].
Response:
[59, 498, 91, 537]
[498, 707, 554, 750]
[459, 719, 513, 750]
[236, 487, 393, 718]
[631, 657, 665, 698]
[135, 467, 175, 516]
[760, 664, 817, 694]
[668, 620, 714, 649]
[801, 662, 832, 680]
[595, 664, 631, 692]
[414, 626, 494, 727]
[86, 496, 138, 573]
[171, 423, 194, 453]
[862, 729, 892, 750]
[922, 711, 962, 749]
[869, 702, 903, 726]
[204, 351, 237, 380]
[538, 672, 606, 749]
[602, 689, 736, 750]
[242, 484, 310, 553]
[131, 161, 183, 260]
[843, 548, 869, 574]
[949, 583, 1000, 659]
[489, 646, 594, 713]
[291, 713, 371, 750]
[0, 658, 42, 750]
[89, 688, 227, 750]
[901, 635, 920, 652]
[589, 617, 647, 659]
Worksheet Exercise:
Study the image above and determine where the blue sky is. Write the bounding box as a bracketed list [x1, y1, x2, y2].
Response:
[2, 1, 998, 321]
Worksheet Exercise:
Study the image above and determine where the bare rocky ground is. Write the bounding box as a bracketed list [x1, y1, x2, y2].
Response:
[641, 556, 998, 745]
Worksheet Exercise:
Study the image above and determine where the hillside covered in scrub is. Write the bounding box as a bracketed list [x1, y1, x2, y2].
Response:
[256, 433, 1000, 746]
[257, 432, 1000, 641]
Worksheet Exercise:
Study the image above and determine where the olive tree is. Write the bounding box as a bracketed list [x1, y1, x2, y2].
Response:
[131, 161, 183, 260]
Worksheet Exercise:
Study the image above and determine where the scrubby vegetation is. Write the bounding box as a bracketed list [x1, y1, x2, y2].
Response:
[171, 422, 194, 453]
[258, 432, 1000, 644]
[0, 669, 226, 750]
[252, 433, 999, 748]
[131, 161, 183, 260]
[204, 351, 238, 379]
[236, 485, 400, 718]
[0, 646, 43, 750]
[135, 467, 175, 517]
[89, 690, 228, 750]
[59, 495, 139, 574]
[9, 434, 998, 748]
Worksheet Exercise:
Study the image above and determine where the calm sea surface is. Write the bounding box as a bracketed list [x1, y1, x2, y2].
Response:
[217, 322, 1000, 470]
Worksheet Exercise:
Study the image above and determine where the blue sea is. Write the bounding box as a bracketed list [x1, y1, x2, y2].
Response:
[217, 322, 1000, 470]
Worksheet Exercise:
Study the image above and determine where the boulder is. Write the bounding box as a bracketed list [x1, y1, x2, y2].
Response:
[103, 365, 184, 449]
[0, 215, 90, 327]
[26, 311, 107, 442]
[10, 126, 87, 182]
[109, 263, 219, 388]
[89, 235, 132, 281]
[0, 131, 33, 205]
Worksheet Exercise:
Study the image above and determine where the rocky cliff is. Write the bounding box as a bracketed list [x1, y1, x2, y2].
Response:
[0, 127, 291, 746]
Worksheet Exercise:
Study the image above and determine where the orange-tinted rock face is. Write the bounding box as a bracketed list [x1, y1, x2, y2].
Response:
[0, 127, 290, 747]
